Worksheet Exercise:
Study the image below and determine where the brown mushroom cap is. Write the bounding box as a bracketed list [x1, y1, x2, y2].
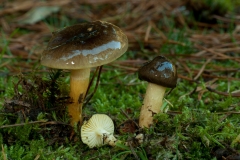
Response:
[138, 56, 177, 88]
[41, 20, 128, 69]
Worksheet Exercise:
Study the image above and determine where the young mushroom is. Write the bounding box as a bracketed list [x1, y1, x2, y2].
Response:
[81, 114, 117, 148]
[41, 21, 128, 126]
[138, 56, 177, 128]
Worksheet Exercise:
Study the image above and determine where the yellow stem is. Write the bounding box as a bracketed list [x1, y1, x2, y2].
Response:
[68, 68, 90, 126]
[139, 83, 166, 128]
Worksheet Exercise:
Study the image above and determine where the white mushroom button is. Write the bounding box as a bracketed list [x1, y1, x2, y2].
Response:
[81, 114, 117, 148]
[135, 133, 144, 144]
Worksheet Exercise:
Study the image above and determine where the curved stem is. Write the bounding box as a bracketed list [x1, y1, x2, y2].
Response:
[84, 66, 103, 107]
[103, 133, 117, 147]
[139, 83, 166, 128]
[68, 68, 90, 126]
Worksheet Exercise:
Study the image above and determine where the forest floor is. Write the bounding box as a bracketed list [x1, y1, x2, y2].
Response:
[0, 0, 240, 159]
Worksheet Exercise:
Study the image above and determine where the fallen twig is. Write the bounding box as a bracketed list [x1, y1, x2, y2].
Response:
[0, 120, 47, 129]
[1, 145, 7, 160]
[206, 87, 240, 97]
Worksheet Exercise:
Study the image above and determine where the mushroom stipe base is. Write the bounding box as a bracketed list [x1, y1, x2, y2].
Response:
[139, 83, 166, 128]
[68, 69, 90, 126]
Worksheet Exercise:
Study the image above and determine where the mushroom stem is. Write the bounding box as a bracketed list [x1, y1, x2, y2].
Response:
[103, 133, 117, 147]
[69, 68, 90, 126]
[139, 82, 166, 128]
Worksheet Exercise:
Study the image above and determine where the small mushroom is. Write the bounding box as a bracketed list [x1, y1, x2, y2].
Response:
[41, 21, 128, 126]
[81, 114, 117, 148]
[135, 133, 144, 144]
[138, 56, 177, 128]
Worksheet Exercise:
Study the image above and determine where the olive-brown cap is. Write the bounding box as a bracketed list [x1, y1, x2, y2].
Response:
[41, 20, 128, 69]
[138, 56, 177, 88]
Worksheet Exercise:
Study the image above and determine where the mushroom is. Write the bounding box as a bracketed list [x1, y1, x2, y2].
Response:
[41, 21, 128, 126]
[81, 114, 117, 148]
[138, 56, 177, 128]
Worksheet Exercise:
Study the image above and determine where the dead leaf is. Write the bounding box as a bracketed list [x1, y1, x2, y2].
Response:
[17, 6, 60, 25]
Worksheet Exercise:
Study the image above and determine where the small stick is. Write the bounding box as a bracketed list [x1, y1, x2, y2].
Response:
[120, 109, 139, 129]
[84, 66, 103, 106]
[216, 111, 240, 114]
[84, 66, 100, 99]
[129, 142, 140, 160]
[1, 145, 7, 160]
[39, 121, 70, 126]
[193, 58, 213, 80]
[207, 87, 240, 97]
[34, 154, 40, 160]
[144, 21, 152, 42]
[0, 120, 47, 129]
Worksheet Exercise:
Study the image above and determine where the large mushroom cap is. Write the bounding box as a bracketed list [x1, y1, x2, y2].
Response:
[41, 20, 128, 69]
[81, 114, 116, 148]
[138, 56, 177, 88]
